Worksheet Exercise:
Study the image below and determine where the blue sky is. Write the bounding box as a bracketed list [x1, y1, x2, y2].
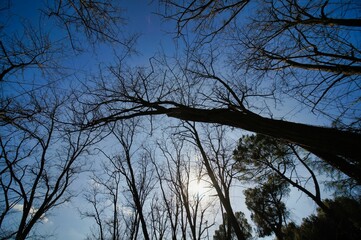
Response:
[0, 1, 165, 239]
[0, 1, 178, 239]
[1, 1, 342, 239]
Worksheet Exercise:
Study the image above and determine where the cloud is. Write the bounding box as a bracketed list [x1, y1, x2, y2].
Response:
[13, 204, 49, 223]
[119, 206, 134, 216]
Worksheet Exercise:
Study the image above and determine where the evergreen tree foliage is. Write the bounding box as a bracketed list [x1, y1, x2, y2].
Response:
[283, 197, 361, 240]
[213, 211, 252, 240]
[244, 175, 289, 240]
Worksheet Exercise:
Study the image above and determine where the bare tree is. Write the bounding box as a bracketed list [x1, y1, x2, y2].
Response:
[44, 0, 129, 49]
[0, 0, 131, 81]
[182, 122, 249, 240]
[81, 182, 108, 240]
[81, 119, 156, 240]
[77, 0, 359, 182]
[162, 0, 361, 125]
[229, 0, 361, 123]
[0, 2, 137, 238]
[153, 134, 215, 240]
[161, 0, 250, 41]
[0, 26, 54, 82]
[80, 158, 123, 240]
[85, 34, 361, 184]
[150, 144, 183, 240]
[111, 120, 155, 240]
[149, 195, 169, 240]
[0, 90, 100, 239]
[1, 0, 134, 114]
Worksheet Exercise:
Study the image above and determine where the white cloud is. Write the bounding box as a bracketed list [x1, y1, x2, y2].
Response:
[119, 206, 134, 216]
[13, 204, 49, 223]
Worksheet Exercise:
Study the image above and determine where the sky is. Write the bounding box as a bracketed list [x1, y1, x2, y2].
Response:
[1, 1, 179, 239]
[0, 1, 340, 239]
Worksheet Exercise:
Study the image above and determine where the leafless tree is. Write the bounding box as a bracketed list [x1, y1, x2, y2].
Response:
[44, 0, 129, 49]
[181, 122, 249, 240]
[162, 0, 361, 125]
[81, 119, 156, 240]
[84, 46, 361, 184]
[1, 0, 131, 80]
[225, 0, 361, 125]
[149, 195, 169, 240]
[150, 144, 183, 240]
[112, 0, 360, 181]
[0, 27, 54, 82]
[0, 90, 100, 239]
[161, 0, 250, 41]
[112, 120, 156, 240]
[80, 158, 123, 240]
[152, 134, 215, 240]
[1, 0, 134, 111]
[0, 2, 137, 238]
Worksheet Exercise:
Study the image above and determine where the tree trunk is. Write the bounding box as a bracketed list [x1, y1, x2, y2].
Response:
[166, 107, 361, 183]
[192, 125, 247, 240]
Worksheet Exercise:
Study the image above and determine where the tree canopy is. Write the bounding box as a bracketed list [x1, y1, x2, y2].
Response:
[283, 197, 361, 240]
[85, 0, 361, 184]
[213, 212, 252, 240]
[1, 0, 361, 239]
[244, 175, 290, 240]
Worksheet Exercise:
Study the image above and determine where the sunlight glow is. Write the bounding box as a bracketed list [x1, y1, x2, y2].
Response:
[189, 178, 209, 198]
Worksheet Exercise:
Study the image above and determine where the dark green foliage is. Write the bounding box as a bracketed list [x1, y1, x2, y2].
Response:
[283, 197, 361, 240]
[234, 133, 360, 208]
[311, 158, 361, 198]
[244, 175, 289, 240]
[213, 212, 252, 240]
[233, 134, 293, 183]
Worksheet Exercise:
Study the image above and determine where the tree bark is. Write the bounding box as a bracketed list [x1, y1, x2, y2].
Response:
[165, 107, 361, 183]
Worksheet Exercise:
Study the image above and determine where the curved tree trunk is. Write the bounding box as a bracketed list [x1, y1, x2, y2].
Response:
[165, 107, 361, 183]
